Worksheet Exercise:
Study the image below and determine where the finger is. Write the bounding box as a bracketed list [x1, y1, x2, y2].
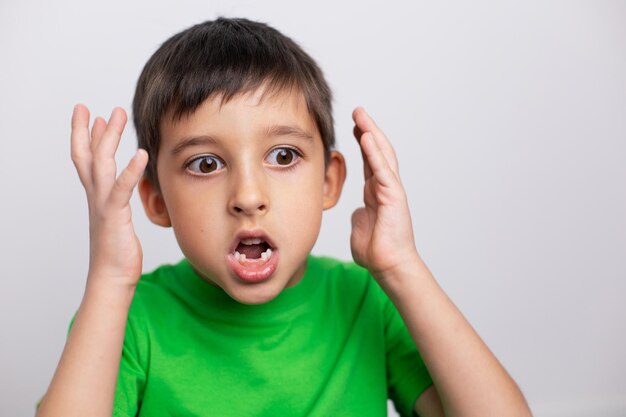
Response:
[359, 132, 396, 188]
[93, 107, 127, 190]
[108, 149, 149, 209]
[352, 107, 399, 174]
[353, 126, 373, 180]
[95, 107, 127, 156]
[353, 124, 364, 141]
[70, 104, 94, 190]
[90, 116, 107, 151]
[352, 108, 396, 179]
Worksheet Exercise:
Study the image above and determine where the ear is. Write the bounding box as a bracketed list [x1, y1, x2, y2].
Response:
[323, 150, 347, 210]
[138, 177, 172, 227]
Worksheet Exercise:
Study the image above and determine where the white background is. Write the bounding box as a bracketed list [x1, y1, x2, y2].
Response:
[1, 1, 625, 416]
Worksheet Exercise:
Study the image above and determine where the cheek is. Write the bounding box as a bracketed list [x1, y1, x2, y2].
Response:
[273, 172, 325, 241]
[274, 164, 324, 204]
[164, 186, 226, 243]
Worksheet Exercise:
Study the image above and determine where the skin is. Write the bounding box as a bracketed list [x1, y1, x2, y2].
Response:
[36, 87, 533, 417]
[139, 86, 346, 304]
[349, 111, 532, 416]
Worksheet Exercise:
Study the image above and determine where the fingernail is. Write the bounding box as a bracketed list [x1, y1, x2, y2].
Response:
[134, 148, 148, 161]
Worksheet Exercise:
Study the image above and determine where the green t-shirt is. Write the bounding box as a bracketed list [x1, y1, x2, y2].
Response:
[97, 255, 432, 416]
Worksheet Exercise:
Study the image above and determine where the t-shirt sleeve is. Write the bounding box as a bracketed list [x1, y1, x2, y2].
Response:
[381, 289, 433, 417]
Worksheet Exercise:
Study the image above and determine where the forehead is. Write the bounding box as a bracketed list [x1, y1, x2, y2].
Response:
[158, 85, 320, 150]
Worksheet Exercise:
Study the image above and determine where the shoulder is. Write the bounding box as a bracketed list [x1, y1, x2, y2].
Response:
[134, 261, 182, 297]
[137, 260, 183, 288]
[306, 254, 368, 278]
[306, 254, 373, 287]
[308, 255, 403, 323]
[128, 260, 191, 316]
[306, 254, 389, 310]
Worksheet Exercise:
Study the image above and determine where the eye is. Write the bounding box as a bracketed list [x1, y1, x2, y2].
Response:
[186, 155, 224, 174]
[266, 147, 301, 166]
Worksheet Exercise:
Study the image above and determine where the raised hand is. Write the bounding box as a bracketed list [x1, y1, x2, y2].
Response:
[70, 105, 149, 288]
[350, 107, 422, 282]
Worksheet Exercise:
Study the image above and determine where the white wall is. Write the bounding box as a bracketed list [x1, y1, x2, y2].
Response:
[1, 1, 625, 416]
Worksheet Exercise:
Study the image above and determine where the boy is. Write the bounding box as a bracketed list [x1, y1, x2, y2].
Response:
[37, 18, 532, 417]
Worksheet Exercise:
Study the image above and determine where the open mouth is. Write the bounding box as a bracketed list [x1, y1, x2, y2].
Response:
[233, 238, 273, 263]
[227, 232, 279, 283]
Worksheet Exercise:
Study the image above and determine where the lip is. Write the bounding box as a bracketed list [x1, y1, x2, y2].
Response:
[226, 229, 279, 284]
[226, 250, 280, 284]
[228, 229, 277, 254]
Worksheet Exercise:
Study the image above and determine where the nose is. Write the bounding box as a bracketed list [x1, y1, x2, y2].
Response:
[228, 167, 269, 216]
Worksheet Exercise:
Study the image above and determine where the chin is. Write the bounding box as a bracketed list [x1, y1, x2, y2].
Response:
[227, 283, 283, 305]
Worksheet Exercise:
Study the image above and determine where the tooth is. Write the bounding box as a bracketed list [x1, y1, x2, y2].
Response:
[241, 238, 262, 245]
[234, 251, 241, 261]
[240, 253, 247, 262]
[265, 248, 272, 259]
[261, 251, 268, 261]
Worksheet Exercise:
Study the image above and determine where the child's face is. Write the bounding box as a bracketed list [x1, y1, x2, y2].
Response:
[139, 86, 345, 304]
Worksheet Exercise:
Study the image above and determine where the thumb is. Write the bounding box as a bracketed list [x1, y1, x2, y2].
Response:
[351, 207, 367, 230]
[350, 208, 369, 265]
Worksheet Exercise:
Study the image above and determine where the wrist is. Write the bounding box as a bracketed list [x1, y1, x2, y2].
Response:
[84, 273, 137, 307]
[373, 253, 434, 296]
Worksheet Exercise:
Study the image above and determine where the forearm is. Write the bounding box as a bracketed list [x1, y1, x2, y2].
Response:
[37, 277, 135, 417]
[379, 257, 531, 417]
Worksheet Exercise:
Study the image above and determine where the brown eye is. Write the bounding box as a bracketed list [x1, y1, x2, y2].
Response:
[187, 155, 224, 174]
[276, 149, 293, 165]
[267, 147, 300, 166]
[200, 159, 216, 173]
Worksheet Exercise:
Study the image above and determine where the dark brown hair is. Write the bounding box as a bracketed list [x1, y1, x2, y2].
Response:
[132, 17, 334, 191]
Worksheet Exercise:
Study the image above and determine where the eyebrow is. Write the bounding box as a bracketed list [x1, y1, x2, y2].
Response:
[264, 124, 314, 142]
[169, 124, 313, 156]
[170, 136, 218, 156]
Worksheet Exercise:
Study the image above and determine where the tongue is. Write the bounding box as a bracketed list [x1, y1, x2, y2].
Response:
[236, 243, 266, 259]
